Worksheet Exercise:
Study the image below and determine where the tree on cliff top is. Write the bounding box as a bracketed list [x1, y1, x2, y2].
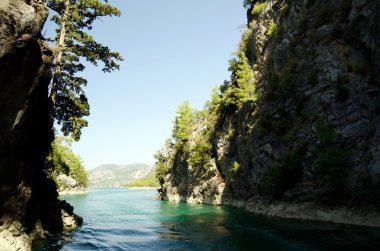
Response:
[172, 101, 195, 148]
[47, 0, 123, 140]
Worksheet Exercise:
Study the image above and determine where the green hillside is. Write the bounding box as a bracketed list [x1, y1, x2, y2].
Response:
[122, 170, 159, 188]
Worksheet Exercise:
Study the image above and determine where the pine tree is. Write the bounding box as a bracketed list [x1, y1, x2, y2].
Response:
[47, 0, 123, 140]
[172, 101, 195, 146]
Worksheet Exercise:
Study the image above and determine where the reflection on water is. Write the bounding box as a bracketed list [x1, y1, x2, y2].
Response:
[33, 189, 380, 251]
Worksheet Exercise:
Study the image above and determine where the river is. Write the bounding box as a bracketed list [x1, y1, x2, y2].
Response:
[33, 189, 380, 250]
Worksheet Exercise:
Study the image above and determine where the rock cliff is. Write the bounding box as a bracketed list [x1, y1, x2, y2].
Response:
[0, 0, 81, 249]
[57, 174, 88, 195]
[157, 0, 380, 227]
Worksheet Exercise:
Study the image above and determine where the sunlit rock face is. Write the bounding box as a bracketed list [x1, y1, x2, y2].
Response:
[0, 1, 81, 249]
[158, 0, 380, 227]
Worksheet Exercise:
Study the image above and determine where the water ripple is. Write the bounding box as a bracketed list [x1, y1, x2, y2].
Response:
[33, 189, 380, 251]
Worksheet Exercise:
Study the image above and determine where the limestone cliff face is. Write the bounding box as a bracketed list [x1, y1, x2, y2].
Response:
[0, 0, 81, 249]
[158, 0, 380, 227]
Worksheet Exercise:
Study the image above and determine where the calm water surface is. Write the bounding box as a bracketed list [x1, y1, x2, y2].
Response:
[33, 189, 380, 250]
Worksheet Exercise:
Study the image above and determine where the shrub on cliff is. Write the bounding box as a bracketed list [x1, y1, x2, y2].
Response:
[188, 130, 213, 171]
[230, 161, 240, 173]
[155, 139, 175, 181]
[266, 148, 304, 197]
[267, 19, 279, 38]
[220, 28, 257, 112]
[252, 1, 268, 16]
[314, 120, 350, 190]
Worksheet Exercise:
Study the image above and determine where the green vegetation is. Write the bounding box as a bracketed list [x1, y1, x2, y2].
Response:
[266, 148, 304, 196]
[155, 155, 171, 181]
[279, 3, 290, 16]
[314, 120, 350, 189]
[268, 68, 295, 99]
[230, 161, 240, 173]
[123, 171, 159, 188]
[45, 136, 88, 188]
[164, 30, 257, 170]
[173, 102, 215, 171]
[154, 140, 174, 181]
[221, 29, 257, 111]
[172, 101, 195, 149]
[226, 121, 235, 140]
[205, 87, 222, 114]
[188, 130, 213, 170]
[279, 68, 293, 90]
[157, 102, 215, 178]
[155, 158, 170, 181]
[155, 20, 258, 181]
[47, 0, 123, 140]
[267, 19, 279, 38]
[252, 1, 268, 16]
[235, 53, 256, 101]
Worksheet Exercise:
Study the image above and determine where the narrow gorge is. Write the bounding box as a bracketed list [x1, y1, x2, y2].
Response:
[156, 0, 380, 227]
[1, 0, 380, 250]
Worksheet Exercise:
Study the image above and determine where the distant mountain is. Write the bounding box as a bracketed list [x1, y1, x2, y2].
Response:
[88, 163, 154, 188]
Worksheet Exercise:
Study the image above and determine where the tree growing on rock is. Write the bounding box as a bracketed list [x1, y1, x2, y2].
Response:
[45, 136, 88, 188]
[172, 101, 195, 149]
[47, 0, 123, 140]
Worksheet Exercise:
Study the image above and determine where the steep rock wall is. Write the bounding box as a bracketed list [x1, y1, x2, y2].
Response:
[0, 0, 81, 250]
[157, 0, 380, 227]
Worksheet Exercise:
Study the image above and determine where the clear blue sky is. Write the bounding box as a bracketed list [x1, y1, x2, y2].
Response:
[46, 1, 247, 169]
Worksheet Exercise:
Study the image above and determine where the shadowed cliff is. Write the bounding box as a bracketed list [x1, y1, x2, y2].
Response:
[0, 0, 81, 249]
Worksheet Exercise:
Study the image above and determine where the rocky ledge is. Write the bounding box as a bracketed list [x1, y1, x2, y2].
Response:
[225, 198, 380, 228]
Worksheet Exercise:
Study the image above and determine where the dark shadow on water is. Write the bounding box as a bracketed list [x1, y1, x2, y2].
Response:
[156, 201, 380, 251]
[32, 230, 75, 251]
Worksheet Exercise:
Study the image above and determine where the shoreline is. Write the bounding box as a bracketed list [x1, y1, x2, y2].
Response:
[59, 189, 88, 196]
[158, 193, 380, 228]
[86, 187, 159, 190]
[224, 198, 380, 228]
[125, 186, 159, 190]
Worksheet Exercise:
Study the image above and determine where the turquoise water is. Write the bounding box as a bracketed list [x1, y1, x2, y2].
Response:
[33, 189, 380, 250]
